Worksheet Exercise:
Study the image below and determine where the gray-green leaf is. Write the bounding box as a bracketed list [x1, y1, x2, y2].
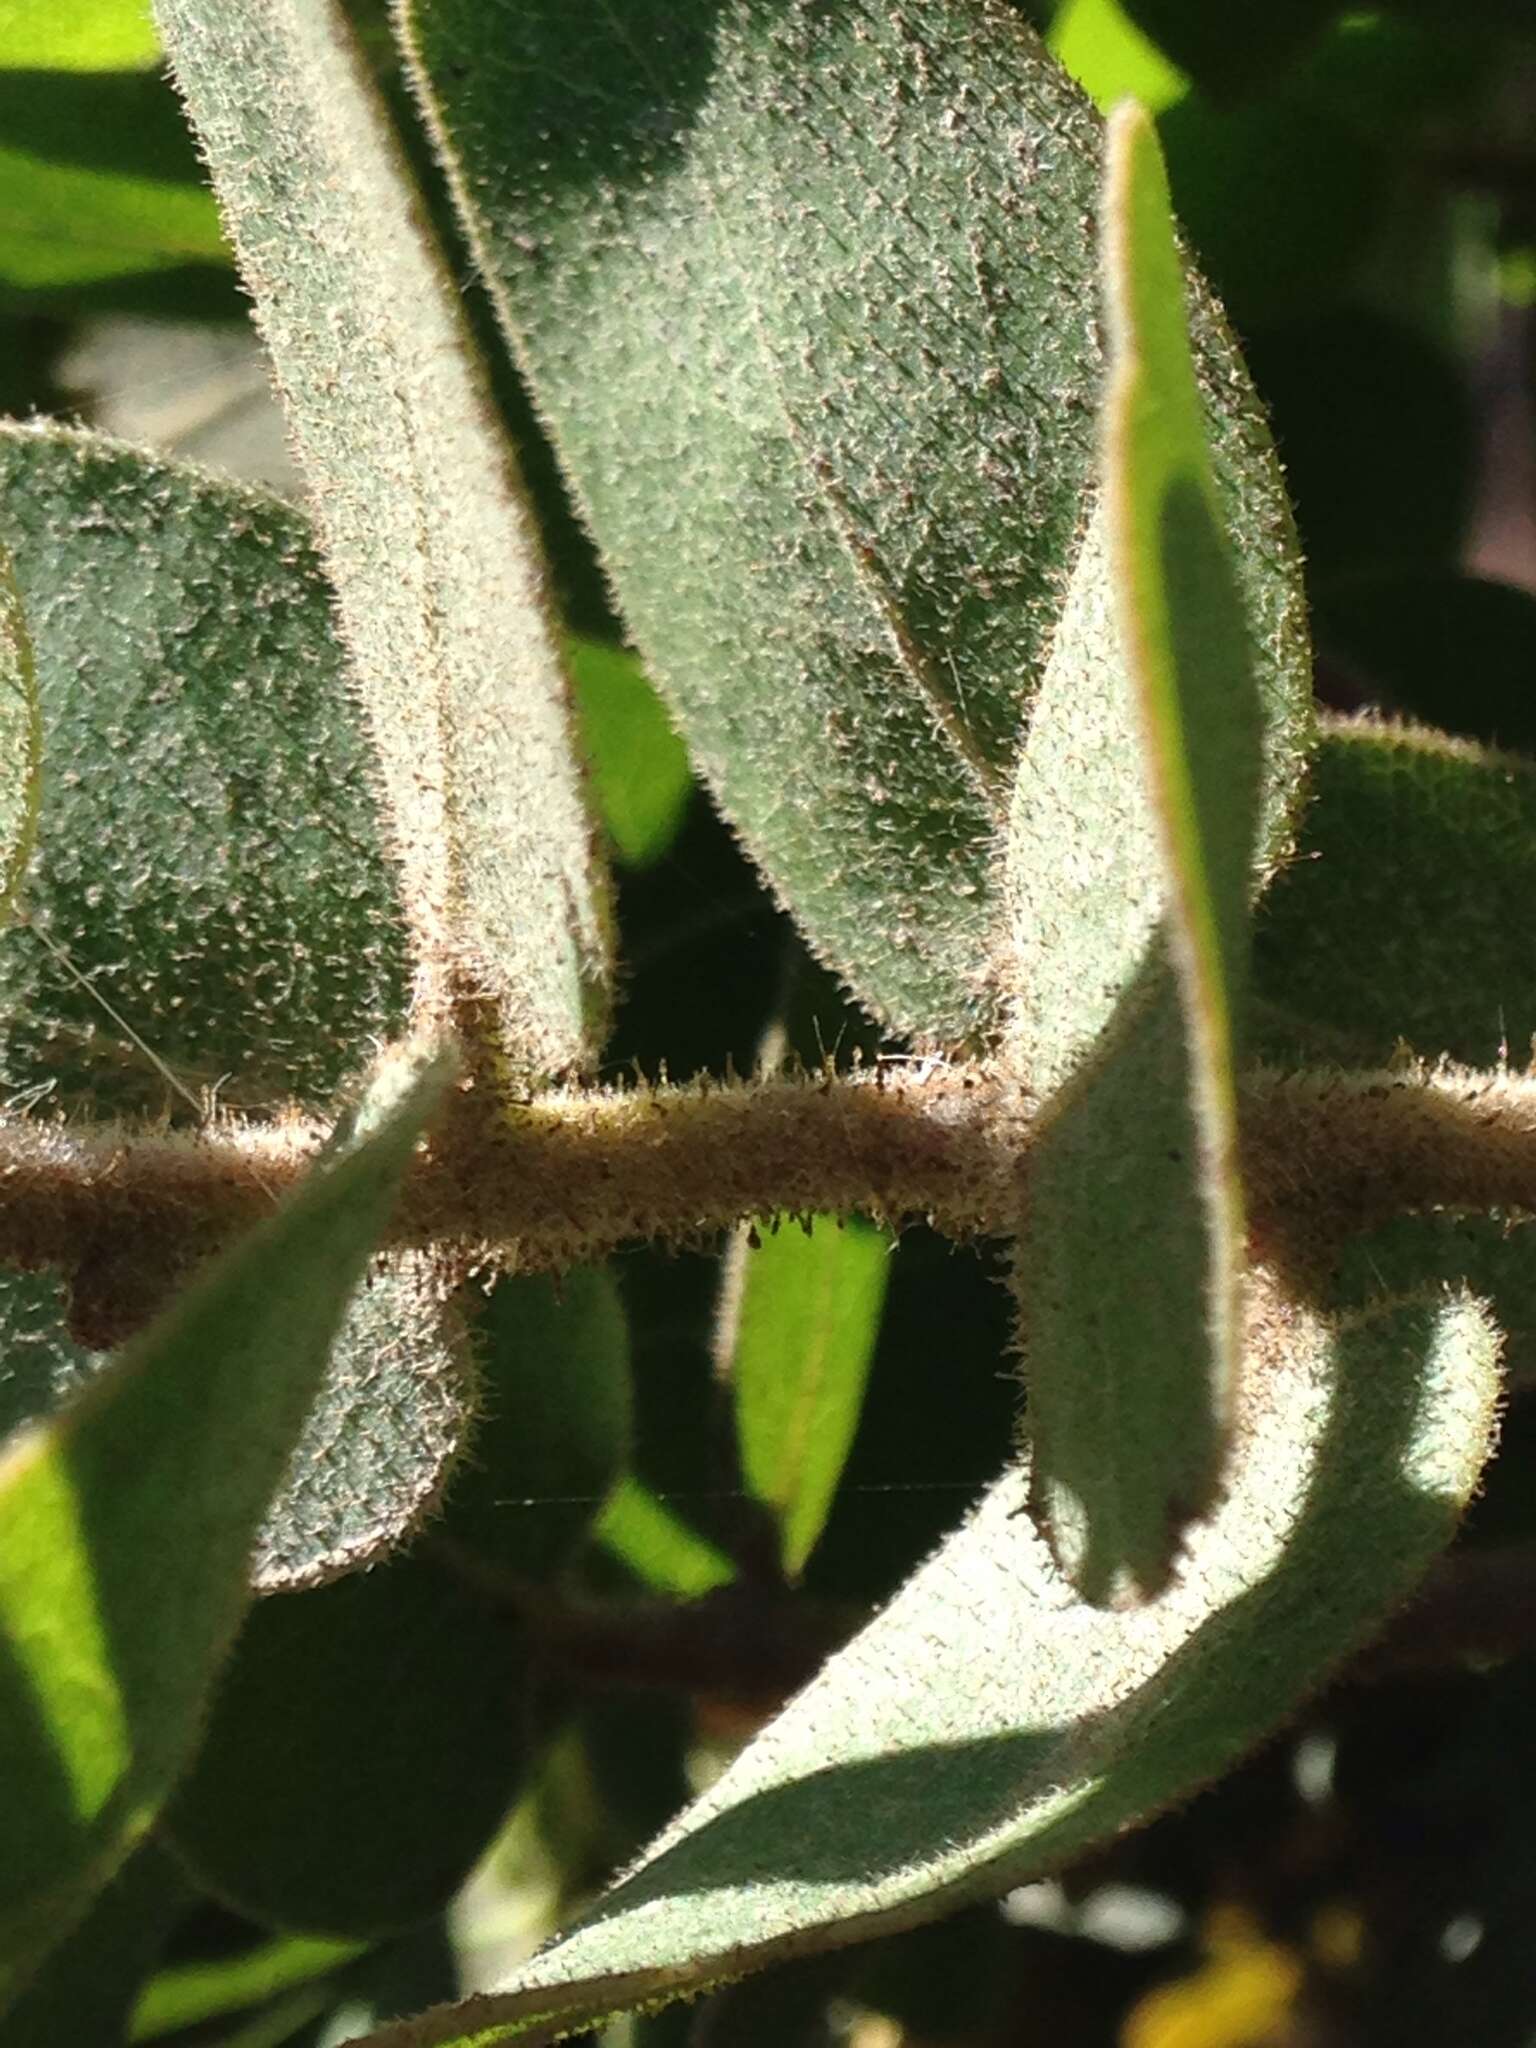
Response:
[154, 0, 611, 1077]
[355, 1279, 1498, 2047]
[402, 0, 1308, 1050]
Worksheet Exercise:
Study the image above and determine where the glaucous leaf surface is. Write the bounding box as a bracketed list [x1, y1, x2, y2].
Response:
[403, 0, 1309, 1049]
[719, 1216, 890, 1581]
[1006, 106, 1269, 1601]
[0, 1054, 446, 2007]
[154, 0, 611, 1074]
[167, 1552, 530, 1938]
[357, 1282, 1498, 2046]
[1255, 720, 1536, 1069]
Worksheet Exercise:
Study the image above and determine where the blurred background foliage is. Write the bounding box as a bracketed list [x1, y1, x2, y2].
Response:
[4, 0, 1536, 2043]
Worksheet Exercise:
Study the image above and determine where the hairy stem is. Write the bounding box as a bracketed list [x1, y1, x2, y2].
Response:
[8, 1059, 1536, 1302]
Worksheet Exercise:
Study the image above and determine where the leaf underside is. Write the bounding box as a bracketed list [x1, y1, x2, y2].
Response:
[360, 1280, 1498, 2048]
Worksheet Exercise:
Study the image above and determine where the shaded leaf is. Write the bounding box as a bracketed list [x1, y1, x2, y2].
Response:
[154, 0, 611, 1074]
[131, 1932, 366, 2043]
[1006, 105, 1277, 1601]
[444, 1268, 632, 1585]
[356, 1281, 1500, 2046]
[719, 1217, 890, 1581]
[403, 0, 1307, 1049]
[167, 1552, 531, 1939]
[0, 1841, 188, 2048]
[0, 1051, 447, 2006]
[1255, 718, 1536, 1069]
[570, 640, 691, 872]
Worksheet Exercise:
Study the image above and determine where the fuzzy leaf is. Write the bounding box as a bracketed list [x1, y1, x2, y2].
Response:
[0, 1052, 447, 2007]
[154, 0, 611, 1075]
[0, 423, 410, 1117]
[401, 0, 1308, 1049]
[1006, 106, 1275, 1602]
[720, 1217, 890, 1581]
[0, 547, 40, 930]
[1256, 717, 1536, 1069]
[166, 1552, 530, 1938]
[356, 1281, 1498, 2047]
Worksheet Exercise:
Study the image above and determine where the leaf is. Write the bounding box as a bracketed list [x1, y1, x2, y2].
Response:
[1255, 718, 1536, 1069]
[153, 0, 611, 1076]
[354, 1280, 1499, 2047]
[0, 1050, 448, 2008]
[131, 1932, 366, 2042]
[569, 640, 691, 872]
[0, 548, 40, 928]
[442, 1268, 633, 1584]
[594, 1479, 735, 1601]
[0, 422, 411, 1117]
[401, 0, 1309, 1049]
[1049, 0, 1188, 113]
[0, 0, 161, 70]
[0, 70, 226, 290]
[1005, 105, 1275, 1602]
[719, 1217, 890, 1580]
[0, 1842, 188, 2048]
[166, 1552, 531, 1938]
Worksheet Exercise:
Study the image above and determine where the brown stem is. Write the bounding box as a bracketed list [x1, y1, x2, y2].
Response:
[9, 1058, 1536, 1299]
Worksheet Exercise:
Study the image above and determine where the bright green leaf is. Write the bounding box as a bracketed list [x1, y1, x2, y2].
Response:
[402, 0, 1307, 1050]
[720, 1217, 890, 1580]
[1005, 105, 1286, 1602]
[154, 0, 611, 1076]
[595, 1478, 734, 1601]
[0, 0, 159, 71]
[355, 1282, 1499, 2047]
[166, 1552, 531, 1938]
[132, 1933, 366, 2042]
[1049, 0, 1188, 114]
[0, 1051, 448, 2008]
[570, 640, 691, 871]
[0, 149, 224, 290]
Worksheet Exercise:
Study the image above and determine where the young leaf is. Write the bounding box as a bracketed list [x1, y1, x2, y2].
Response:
[153, 0, 611, 1075]
[401, 0, 1309, 1050]
[1006, 104, 1274, 1601]
[569, 640, 692, 872]
[354, 1280, 1499, 2047]
[0, 1051, 448, 2008]
[166, 1552, 531, 1938]
[718, 1217, 890, 1581]
[0, 0, 161, 70]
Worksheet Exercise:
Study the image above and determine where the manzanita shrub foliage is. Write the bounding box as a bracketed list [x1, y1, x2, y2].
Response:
[1, 0, 1535, 2042]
